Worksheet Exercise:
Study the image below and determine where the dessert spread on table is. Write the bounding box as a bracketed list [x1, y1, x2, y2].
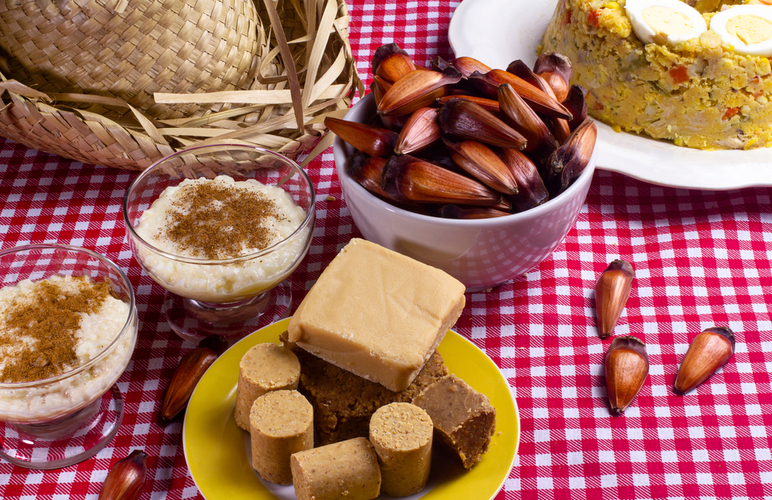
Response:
[541, 0, 772, 150]
[234, 239, 498, 498]
[0, 0, 752, 497]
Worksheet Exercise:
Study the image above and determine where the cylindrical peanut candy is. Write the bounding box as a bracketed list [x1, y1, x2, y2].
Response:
[291, 437, 381, 500]
[369, 402, 433, 497]
[250, 390, 313, 485]
[235, 342, 300, 431]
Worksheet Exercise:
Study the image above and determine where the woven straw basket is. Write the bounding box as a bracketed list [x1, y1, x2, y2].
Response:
[0, 0, 364, 170]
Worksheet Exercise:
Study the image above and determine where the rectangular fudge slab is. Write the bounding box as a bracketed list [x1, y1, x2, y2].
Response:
[412, 374, 496, 469]
[287, 238, 465, 392]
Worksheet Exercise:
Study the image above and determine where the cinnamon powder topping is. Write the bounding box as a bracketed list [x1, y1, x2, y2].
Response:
[0, 276, 112, 384]
[161, 181, 283, 259]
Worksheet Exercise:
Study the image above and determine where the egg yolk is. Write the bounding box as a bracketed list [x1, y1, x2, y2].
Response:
[726, 15, 772, 45]
[642, 7, 696, 37]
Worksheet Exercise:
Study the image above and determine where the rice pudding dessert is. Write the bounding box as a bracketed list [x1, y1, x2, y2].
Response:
[0, 275, 135, 424]
[134, 175, 310, 303]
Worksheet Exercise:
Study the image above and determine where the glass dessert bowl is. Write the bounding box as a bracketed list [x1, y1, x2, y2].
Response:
[0, 244, 138, 470]
[123, 144, 316, 345]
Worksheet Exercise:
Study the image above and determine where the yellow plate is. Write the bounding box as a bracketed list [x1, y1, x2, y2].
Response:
[184, 317, 519, 499]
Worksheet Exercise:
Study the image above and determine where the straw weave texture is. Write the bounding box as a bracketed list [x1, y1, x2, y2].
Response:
[0, 0, 260, 119]
[0, 0, 363, 170]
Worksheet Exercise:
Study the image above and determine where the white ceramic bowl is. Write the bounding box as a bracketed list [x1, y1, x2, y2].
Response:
[333, 94, 597, 291]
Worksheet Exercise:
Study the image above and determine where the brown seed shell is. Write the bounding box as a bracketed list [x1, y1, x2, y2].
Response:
[504, 61, 573, 140]
[378, 67, 462, 116]
[674, 327, 735, 395]
[439, 98, 527, 150]
[372, 44, 411, 78]
[470, 69, 572, 120]
[443, 137, 518, 194]
[498, 83, 559, 153]
[436, 94, 501, 114]
[98, 450, 148, 500]
[492, 196, 514, 212]
[605, 336, 649, 415]
[430, 55, 452, 71]
[371, 77, 410, 130]
[452, 56, 493, 78]
[595, 259, 634, 339]
[395, 107, 441, 155]
[533, 52, 573, 102]
[375, 52, 417, 84]
[346, 152, 390, 198]
[547, 115, 572, 144]
[371, 76, 392, 103]
[506, 60, 554, 96]
[498, 147, 549, 211]
[325, 117, 398, 157]
[547, 117, 597, 195]
[160, 347, 219, 423]
[381, 155, 501, 206]
[563, 85, 589, 132]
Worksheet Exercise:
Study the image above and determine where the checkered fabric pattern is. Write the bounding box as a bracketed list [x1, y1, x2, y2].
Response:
[1, 1, 772, 499]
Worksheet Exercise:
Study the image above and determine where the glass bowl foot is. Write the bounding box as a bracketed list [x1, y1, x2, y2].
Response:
[0, 385, 124, 470]
[164, 281, 292, 345]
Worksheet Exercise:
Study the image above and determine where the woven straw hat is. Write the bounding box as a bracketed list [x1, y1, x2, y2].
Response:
[0, 0, 363, 170]
[0, 0, 260, 119]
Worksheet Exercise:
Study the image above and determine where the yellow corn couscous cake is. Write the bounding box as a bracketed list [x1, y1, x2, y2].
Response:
[541, 0, 772, 150]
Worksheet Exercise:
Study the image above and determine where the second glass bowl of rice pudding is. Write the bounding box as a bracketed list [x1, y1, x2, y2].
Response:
[0, 244, 138, 470]
[123, 144, 316, 344]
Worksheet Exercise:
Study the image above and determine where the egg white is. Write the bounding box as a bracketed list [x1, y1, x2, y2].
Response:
[710, 5, 772, 57]
[626, 0, 708, 45]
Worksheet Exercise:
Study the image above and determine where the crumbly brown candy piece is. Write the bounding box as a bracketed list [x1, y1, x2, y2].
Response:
[291, 437, 381, 500]
[281, 332, 448, 445]
[235, 343, 300, 431]
[412, 374, 496, 469]
[249, 390, 313, 485]
[369, 402, 433, 497]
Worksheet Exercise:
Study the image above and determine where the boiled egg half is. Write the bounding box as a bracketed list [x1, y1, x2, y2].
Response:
[710, 5, 772, 57]
[626, 0, 708, 45]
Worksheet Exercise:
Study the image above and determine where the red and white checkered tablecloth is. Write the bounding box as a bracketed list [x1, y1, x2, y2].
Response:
[2, 1, 772, 499]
